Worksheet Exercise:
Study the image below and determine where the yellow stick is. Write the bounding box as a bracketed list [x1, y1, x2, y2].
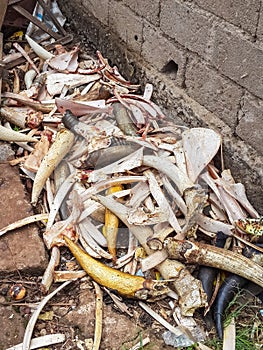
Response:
[102, 185, 123, 260]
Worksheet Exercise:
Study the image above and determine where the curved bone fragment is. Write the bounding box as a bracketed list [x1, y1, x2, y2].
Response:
[0, 125, 37, 143]
[93, 194, 207, 316]
[142, 155, 194, 195]
[25, 35, 54, 60]
[182, 128, 221, 183]
[31, 129, 75, 205]
[46, 73, 100, 96]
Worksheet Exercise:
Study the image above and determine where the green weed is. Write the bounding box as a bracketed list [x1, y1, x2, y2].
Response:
[204, 289, 262, 350]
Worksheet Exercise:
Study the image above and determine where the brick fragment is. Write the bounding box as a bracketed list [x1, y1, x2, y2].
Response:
[0, 163, 48, 274]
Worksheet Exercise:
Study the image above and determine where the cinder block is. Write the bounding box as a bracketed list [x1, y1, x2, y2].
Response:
[81, 0, 109, 25]
[192, 0, 260, 35]
[142, 23, 186, 87]
[256, 7, 263, 41]
[69, 0, 81, 6]
[160, 0, 212, 57]
[122, 0, 160, 25]
[185, 56, 243, 129]
[210, 24, 263, 99]
[236, 92, 263, 155]
[109, 1, 143, 53]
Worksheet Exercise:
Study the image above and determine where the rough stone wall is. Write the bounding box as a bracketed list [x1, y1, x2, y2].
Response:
[58, 0, 263, 210]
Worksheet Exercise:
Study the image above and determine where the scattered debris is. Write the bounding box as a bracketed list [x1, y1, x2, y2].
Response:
[6, 334, 66, 350]
[22, 280, 72, 350]
[9, 284, 26, 301]
[0, 1, 262, 349]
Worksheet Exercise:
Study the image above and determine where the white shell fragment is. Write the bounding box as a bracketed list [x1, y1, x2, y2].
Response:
[31, 129, 75, 205]
[182, 128, 221, 183]
[46, 72, 101, 96]
[25, 35, 54, 60]
[0, 125, 38, 143]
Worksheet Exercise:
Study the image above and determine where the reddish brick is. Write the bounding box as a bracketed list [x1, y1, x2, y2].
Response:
[185, 56, 243, 129]
[0, 163, 48, 274]
[209, 24, 263, 99]
[160, 0, 212, 57]
[193, 0, 260, 35]
[236, 92, 263, 155]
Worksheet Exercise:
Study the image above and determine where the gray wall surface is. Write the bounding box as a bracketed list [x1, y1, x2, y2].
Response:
[75, 0, 263, 154]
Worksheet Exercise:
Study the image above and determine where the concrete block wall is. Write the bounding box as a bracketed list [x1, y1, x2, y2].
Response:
[68, 0, 263, 155]
[59, 0, 263, 210]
